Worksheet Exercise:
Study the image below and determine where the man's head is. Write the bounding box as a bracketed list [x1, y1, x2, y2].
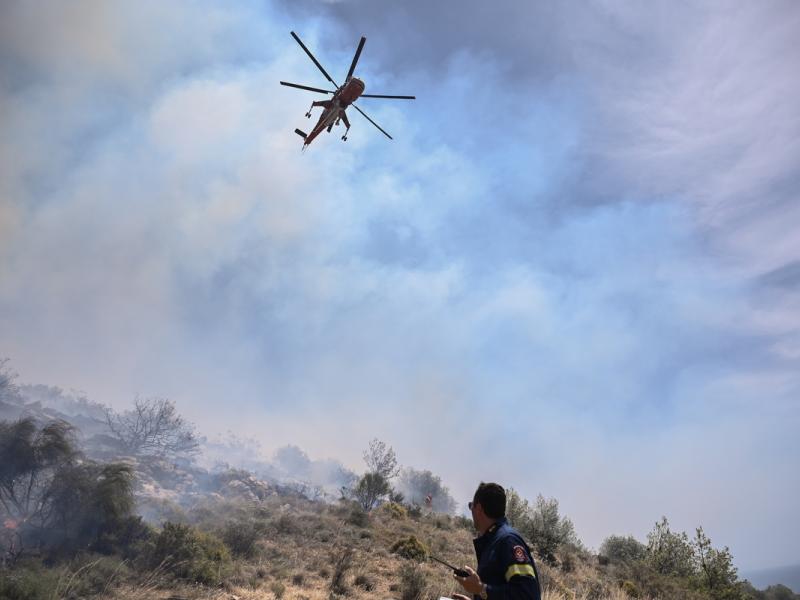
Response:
[470, 482, 505, 533]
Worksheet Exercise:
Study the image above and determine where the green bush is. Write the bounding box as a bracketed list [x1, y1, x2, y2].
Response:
[93, 514, 154, 558]
[0, 561, 60, 600]
[149, 522, 232, 585]
[600, 535, 647, 565]
[222, 520, 260, 557]
[620, 580, 640, 598]
[383, 502, 407, 519]
[390, 536, 429, 561]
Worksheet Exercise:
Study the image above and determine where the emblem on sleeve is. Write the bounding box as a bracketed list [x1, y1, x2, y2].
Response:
[512, 545, 527, 563]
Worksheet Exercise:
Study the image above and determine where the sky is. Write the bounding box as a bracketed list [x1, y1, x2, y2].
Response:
[1, 0, 799, 572]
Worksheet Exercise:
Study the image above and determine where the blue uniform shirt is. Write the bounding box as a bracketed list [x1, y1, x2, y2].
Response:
[473, 518, 541, 600]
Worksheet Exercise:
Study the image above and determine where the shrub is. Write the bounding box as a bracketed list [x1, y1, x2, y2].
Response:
[347, 505, 370, 528]
[383, 502, 407, 519]
[330, 547, 354, 595]
[621, 580, 640, 598]
[149, 522, 232, 585]
[274, 513, 299, 535]
[354, 573, 375, 591]
[390, 536, 429, 561]
[560, 549, 575, 573]
[222, 521, 260, 557]
[434, 515, 451, 530]
[93, 514, 154, 558]
[0, 560, 60, 600]
[600, 535, 647, 565]
[399, 562, 427, 600]
[56, 555, 132, 598]
[271, 580, 286, 599]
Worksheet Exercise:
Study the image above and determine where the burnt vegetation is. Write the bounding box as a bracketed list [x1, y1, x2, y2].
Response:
[0, 359, 796, 600]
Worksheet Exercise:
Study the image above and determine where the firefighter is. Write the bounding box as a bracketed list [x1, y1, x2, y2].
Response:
[453, 482, 541, 600]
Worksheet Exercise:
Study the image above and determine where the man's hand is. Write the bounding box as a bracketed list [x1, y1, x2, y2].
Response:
[454, 566, 483, 595]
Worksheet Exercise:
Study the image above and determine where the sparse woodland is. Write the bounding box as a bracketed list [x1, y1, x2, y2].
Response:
[0, 361, 796, 600]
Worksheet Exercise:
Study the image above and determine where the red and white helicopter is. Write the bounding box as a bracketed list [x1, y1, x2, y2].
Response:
[280, 31, 415, 148]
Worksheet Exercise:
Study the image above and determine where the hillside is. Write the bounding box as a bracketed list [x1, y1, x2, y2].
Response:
[1, 375, 796, 600]
[742, 565, 800, 596]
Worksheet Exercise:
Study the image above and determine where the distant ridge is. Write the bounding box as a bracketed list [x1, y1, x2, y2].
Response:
[742, 564, 800, 593]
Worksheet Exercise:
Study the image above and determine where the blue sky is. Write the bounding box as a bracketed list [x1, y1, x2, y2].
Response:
[1, 0, 799, 571]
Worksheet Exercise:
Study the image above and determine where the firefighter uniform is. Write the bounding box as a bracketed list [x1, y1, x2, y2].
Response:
[473, 518, 541, 600]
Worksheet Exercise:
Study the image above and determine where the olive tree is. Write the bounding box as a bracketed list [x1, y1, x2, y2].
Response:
[352, 472, 391, 511]
[504, 489, 580, 564]
[599, 535, 647, 564]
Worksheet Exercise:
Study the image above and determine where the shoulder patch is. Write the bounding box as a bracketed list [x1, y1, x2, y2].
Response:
[512, 545, 527, 563]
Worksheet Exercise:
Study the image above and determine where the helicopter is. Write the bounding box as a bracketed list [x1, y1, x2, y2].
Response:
[280, 31, 415, 148]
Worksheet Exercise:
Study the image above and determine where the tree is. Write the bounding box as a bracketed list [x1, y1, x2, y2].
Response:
[105, 396, 199, 459]
[503, 489, 580, 564]
[692, 527, 745, 600]
[352, 472, 391, 511]
[0, 418, 77, 533]
[398, 468, 457, 514]
[505, 488, 533, 532]
[0, 358, 19, 403]
[645, 517, 695, 578]
[0, 418, 135, 560]
[599, 535, 647, 564]
[527, 494, 581, 563]
[362, 438, 399, 480]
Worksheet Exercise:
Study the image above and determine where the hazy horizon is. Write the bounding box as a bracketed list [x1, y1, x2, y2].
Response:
[1, 0, 798, 573]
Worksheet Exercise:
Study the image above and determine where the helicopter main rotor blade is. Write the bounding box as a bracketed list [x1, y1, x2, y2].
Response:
[280, 81, 335, 94]
[290, 31, 338, 87]
[345, 36, 366, 82]
[351, 104, 393, 140]
[360, 94, 416, 99]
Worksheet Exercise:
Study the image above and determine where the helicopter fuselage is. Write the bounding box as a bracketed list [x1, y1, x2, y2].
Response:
[303, 78, 365, 146]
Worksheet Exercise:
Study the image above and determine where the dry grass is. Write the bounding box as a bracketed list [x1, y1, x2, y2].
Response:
[97, 499, 638, 600]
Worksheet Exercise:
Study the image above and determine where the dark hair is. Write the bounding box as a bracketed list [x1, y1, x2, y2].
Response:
[473, 482, 505, 519]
